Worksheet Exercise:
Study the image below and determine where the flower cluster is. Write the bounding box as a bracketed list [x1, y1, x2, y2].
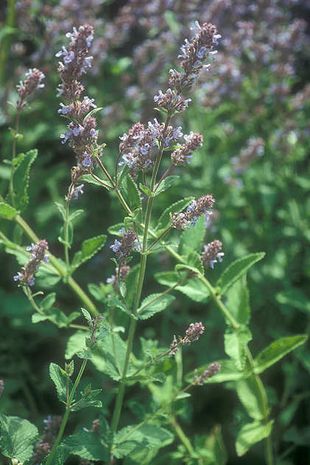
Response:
[172, 194, 215, 230]
[171, 132, 203, 166]
[120, 120, 184, 174]
[14, 240, 49, 287]
[106, 265, 131, 287]
[154, 22, 220, 113]
[193, 362, 221, 385]
[57, 24, 100, 200]
[202, 240, 224, 269]
[169, 322, 205, 356]
[110, 230, 140, 263]
[16, 68, 45, 109]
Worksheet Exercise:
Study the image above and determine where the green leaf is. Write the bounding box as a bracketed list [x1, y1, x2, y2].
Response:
[236, 420, 273, 456]
[155, 271, 209, 302]
[137, 294, 175, 320]
[40, 292, 56, 310]
[0, 201, 17, 219]
[64, 430, 108, 461]
[121, 175, 141, 211]
[32, 308, 79, 328]
[154, 175, 179, 196]
[236, 376, 265, 420]
[186, 359, 248, 384]
[80, 173, 112, 189]
[254, 335, 308, 374]
[12, 149, 38, 211]
[0, 414, 38, 463]
[155, 197, 193, 231]
[225, 276, 250, 325]
[72, 234, 106, 270]
[49, 362, 71, 402]
[139, 182, 153, 197]
[217, 252, 265, 295]
[224, 326, 252, 370]
[71, 387, 102, 411]
[179, 215, 206, 255]
[204, 426, 227, 465]
[113, 423, 173, 459]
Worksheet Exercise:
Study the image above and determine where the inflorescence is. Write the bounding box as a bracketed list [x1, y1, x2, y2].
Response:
[56, 24, 100, 201]
[14, 240, 49, 286]
[169, 322, 205, 356]
[172, 194, 215, 230]
[202, 240, 224, 269]
[16, 68, 45, 110]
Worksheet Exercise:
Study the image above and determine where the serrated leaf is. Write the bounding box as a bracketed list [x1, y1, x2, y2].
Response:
[32, 308, 79, 328]
[254, 335, 308, 374]
[155, 271, 209, 302]
[0, 201, 17, 219]
[64, 430, 108, 460]
[40, 292, 56, 310]
[224, 326, 252, 370]
[154, 175, 179, 196]
[139, 182, 153, 197]
[179, 215, 206, 255]
[155, 197, 193, 231]
[236, 376, 265, 420]
[113, 423, 174, 459]
[236, 420, 273, 456]
[49, 362, 71, 402]
[80, 173, 112, 189]
[108, 222, 125, 236]
[121, 175, 141, 211]
[226, 276, 250, 325]
[137, 294, 175, 320]
[72, 234, 106, 270]
[217, 252, 265, 295]
[71, 388, 102, 411]
[0, 414, 38, 463]
[12, 149, 37, 211]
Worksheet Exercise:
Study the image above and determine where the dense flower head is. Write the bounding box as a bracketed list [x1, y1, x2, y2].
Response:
[169, 22, 220, 92]
[119, 122, 157, 174]
[106, 265, 131, 287]
[13, 240, 49, 287]
[60, 116, 98, 165]
[171, 132, 203, 166]
[154, 88, 191, 113]
[194, 362, 221, 385]
[16, 68, 45, 109]
[172, 194, 215, 230]
[202, 240, 224, 269]
[56, 24, 94, 100]
[169, 322, 206, 356]
[110, 229, 140, 262]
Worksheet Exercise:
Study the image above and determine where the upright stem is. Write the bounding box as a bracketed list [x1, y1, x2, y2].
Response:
[9, 110, 20, 205]
[171, 417, 195, 457]
[64, 200, 70, 268]
[45, 359, 88, 465]
[111, 113, 172, 434]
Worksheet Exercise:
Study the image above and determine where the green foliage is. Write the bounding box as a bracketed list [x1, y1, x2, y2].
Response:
[0, 201, 17, 219]
[71, 234, 107, 271]
[217, 252, 265, 295]
[0, 414, 38, 463]
[254, 335, 308, 374]
[236, 420, 274, 456]
[63, 430, 108, 461]
[137, 293, 175, 319]
[12, 149, 37, 211]
[49, 362, 72, 403]
[224, 326, 252, 370]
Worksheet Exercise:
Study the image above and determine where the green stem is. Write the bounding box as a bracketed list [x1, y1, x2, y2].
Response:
[14, 214, 98, 316]
[110, 114, 173, 434]
[171, 417, 195, 457]
[45, 358, 88, 465]
[9, 110, 20, 205]
[64, 200, 70, 268]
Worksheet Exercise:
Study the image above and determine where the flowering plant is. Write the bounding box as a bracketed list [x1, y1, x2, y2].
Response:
[0, 15, 307, 465]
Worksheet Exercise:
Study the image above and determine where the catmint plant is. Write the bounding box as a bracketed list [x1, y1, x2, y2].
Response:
[0, 14, 308, 465]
